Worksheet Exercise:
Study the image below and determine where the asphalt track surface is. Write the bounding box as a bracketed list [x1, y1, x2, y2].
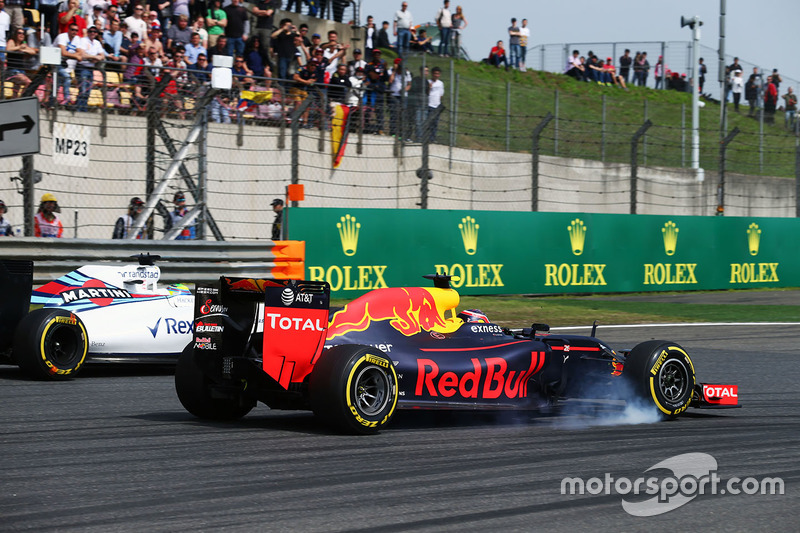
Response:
[1, 324, 797, 532]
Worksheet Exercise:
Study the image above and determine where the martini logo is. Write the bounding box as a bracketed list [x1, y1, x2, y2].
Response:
[747, 223, 761, 256]
[60, 279, 131, 306]
[662, 221, 679, 256]
[337, 214, 360, 256]
[568, 219, 586, 256]
[459, 216, 479, 255]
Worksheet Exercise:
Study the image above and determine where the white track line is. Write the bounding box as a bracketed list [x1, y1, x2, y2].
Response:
[551, 322, 800, 331]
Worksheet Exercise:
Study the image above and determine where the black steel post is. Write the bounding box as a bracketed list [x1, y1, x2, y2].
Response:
[531, 113, 554, 212]
[717, 126, 740, 216]
[630, 119, 653, 214]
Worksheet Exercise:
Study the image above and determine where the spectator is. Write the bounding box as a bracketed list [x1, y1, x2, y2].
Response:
[763, 75, 777, 124]
[76, 26, 105, 112]
[105, 4, 121, 31]
[35, 193, 63, 238]
[271, 18, 298, 80]
[653, 56, 665, 89]
[271, 199, 283, 240]
[388, 57, 411, 137]
[87, 6, 107, 34]
[332, 0, 350, 22]
[245, 35, 269, 77]
[364, 49, 388, 132]
[58, 0, 87, 36]
[518, 18, 529, 71]
[167, 15, 193, 53]
[436, 0, 452, 57]
[347, 66, 366, 107]
[25, 22, 52, 71]
[698, 57, 707, 94]
[166, 192, 196, 240]
[745, 68, 761, 117]
[144, 27, 166, 60]
[191, 15, 208, 48]
[53, 23, 83, 106]
[252, 0, 279, 61]
[224, 0, 248, 57]
[584, 51, 599, 82]
[124, 4, 147, 41]
[206, 0, 227, 49]
[5, 27, 37, 98]
[451, 6, 468, 60]
[783, 87, 797, 129]
[634, 51, 649, 87]
[604, 58, 627, 89]
[618, 49, 632, 84]
[144, 46, 163, 77]
[771, 68, 782, 93]
[488, 40, 507, 69]
[393, 1, 412, 57]
[0, 0, 8, 62]
[210, 94, 232, 123]
[208, 35, 230, 64]
[427, 66, 444, 141]
[363, 15, 375, 61]
[293, 33, 310, 71]
[190, 53, 213, 83]
[309, 32, 323, 55]
[564, 49, 584, 80]
[172, 0, 191, 24]
[376, 20, 393, 51]
[39, 0, 61, 40]
[410, 28, 433, 54]
[589, 59, 611, 85]
[147, 10, 161, 31]
[507, 17, 520, 70]
[103, 19, 126, 64]
[112, 197, 147, 239]
[285, 0, 303, 14]
[232, 55, 255, 88]
[298, 23, 311, 47]
[0, 199, 13, 236]
[292, 58, 319, 126]
[346, 48, 366, 77]
[328, 63, 351, 104]
[184, 31, 206, 65]
[731, 69, 744, 112]
[322, 30, 349, 78]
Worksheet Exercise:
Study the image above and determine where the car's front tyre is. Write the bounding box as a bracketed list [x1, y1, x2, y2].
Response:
[623, 340, 695, 418]
[13, 309, 88, 380]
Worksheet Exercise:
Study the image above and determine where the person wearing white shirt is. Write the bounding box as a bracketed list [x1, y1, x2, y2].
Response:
[435, 0, 452, 57]
[518, 18, 530, 72]
[393, 2, 412, 57]
[124, 4, 148, 40]
[427, 66, 444, 141]
[76, 26, 105, 111]
[53, 23, 83, 105]
[0, 0, 10, 62]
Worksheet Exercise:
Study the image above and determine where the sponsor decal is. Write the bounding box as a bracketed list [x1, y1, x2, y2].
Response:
[459, 216, 479, 256]
[60, 278, 131, 306]
[650, 349, 669, 375]
[544, 264, 607, 287]
[434, 264, 504, 288]
[365, 354, 389, 368]
[470, 324, 503, 334]
[308, 265, 388, 291]
[195, 321, 223, 333]
[703, 385, 738, 405]
[265, 313, 325, 331]
[568, 219, 586, 256]
[729, 262, 778, 284]
[643, 263, 698, 285]
[54, 315, 78, 325]
[147, 317, 194, 338]
[662, 221, 679, 256]
[430, 332, 445, 340]
[337, 214, 360, 256]
[747, 223, 761, 256]
[195, 337, 212, 343]
[199, 299, 228, 315]
[196, 286, 217, 294]
[194, 342, 218, 350]
[119, 269, 159, 279]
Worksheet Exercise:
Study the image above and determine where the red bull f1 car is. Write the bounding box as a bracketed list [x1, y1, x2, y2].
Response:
[175, 275, 739, 434]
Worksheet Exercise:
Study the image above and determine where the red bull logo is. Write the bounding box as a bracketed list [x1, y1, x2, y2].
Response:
[327, 287, 449, 339]
[224, 278, 278, 292]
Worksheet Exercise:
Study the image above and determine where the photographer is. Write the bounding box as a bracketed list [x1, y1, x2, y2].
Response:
[272, 18, 299, 80]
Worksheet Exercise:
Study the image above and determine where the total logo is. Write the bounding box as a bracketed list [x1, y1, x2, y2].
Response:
[702, 385, 738, 405]
[147, 317, 194, 338]
[265, 312, 325, 331]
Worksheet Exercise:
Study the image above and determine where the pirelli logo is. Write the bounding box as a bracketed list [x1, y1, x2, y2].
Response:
[366, 354, 389, 368]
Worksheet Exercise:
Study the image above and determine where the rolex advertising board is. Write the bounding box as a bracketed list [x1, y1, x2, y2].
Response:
[287, 208, 800, 296]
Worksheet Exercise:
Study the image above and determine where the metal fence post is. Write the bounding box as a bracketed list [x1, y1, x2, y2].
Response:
[630, 120, 653, 214]
[506, 81, 511, 152]
[717, 127, 740, 216]
[531, 113, 554, 211]
[681, 103, 686, 167]
[554, 89, 559, 156]
[450, 73, 460, 170]
[290, 97, 315, 206]
[100, 62, 108, 138]
[449, 61, 455, 168]
[21, 156, 34, 236]
[643, 98, 648, 164]
[601, 94, 606, 162]
[198, 108, 208, 240]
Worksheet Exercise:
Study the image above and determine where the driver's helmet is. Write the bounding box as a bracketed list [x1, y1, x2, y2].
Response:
[457, 309, 489, 323]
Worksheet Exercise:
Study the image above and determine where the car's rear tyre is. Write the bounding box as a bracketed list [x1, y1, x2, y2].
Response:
[13, 308, 88, 380]
[623, 340, 695, 418]
[309, 345, 398, 434]
[175, 344, 255, 421]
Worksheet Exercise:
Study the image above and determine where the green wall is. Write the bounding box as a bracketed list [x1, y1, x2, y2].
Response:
[287, 208, 799, 296]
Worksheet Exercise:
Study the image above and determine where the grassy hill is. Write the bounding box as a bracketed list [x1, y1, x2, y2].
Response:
[398, 54, 798, 178]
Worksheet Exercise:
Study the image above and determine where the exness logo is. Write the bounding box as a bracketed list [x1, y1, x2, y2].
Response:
[561, 452, 784, 516]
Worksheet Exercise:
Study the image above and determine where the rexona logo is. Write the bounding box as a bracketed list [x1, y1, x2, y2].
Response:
[730, 223, 779, 284]
[308, 214, 389, 291]
[436, 215, 504, 288]
[643, 221, 698, 286]
[544, 218, 607, 287]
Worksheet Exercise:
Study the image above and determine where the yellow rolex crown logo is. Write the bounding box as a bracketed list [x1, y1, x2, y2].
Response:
[337, 214, 360, 256]
[747, 223, 761, 256]
[661, 221, 679, 256]
[567, 219, 586, 256]
[459, 216, 479, 255]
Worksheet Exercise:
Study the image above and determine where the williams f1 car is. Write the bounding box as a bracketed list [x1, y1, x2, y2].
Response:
[0, 256, 196, 379]
[175, 274, 739, 433]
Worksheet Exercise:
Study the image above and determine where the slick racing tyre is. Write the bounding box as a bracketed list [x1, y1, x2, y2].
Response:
[623, 340, 696, 419]
[13, 308, 88, 380]
[309, 345, 398, 435]
[175, 344, 255, 421]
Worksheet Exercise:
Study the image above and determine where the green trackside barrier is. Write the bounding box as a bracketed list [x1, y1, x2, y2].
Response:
[287, 208, 800, 297]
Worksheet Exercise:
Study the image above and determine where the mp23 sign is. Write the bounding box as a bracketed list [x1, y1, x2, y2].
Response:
[52, 122, 91, 168]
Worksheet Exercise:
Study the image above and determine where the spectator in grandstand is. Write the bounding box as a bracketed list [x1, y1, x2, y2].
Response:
[25, 22, 52, 71]
[172, 0, 191, 24]
[393, 1, 412, 57]
[347, 48, 366, 76]
[210, 94, 232, 123]
[436, 0, 452, 57]
[409, 28, 433, 54]
[59, 0, 87, 36]
[427, 66, 444, 141]
[252, 0, 279, 61]
[224, 0, 248, 57]
[54, 23, 83, 106]
[388, 57, 411, 137]
[763, 75, 778, 124]
[293, 34, 310, 71]
[144, 46, 163, 77]
[167, 15, 193, 52]
[363, 15, 375, 61]
[285, 0, 303, 14]
[208, 34, 231, 64]
[124, 4, 147, 41]
[105, 4, 121, 30]
[329, 63, 352, 104]
[364, 50, 388, 133]
[87, 6, 107, 34]
[322, 30, 349, 77]
[272, 18, 298, 80]
[771, 68, 782, 93]
[39, 0, 61, 40]
[76, 26, 105, 112]
[618, 49, 631, 84]
[271, 199, 283, 240]
[103, 19, 126, 64]
[347, 66, 366, 107]
[698, 57, 707, 94]
[292, 57, 319, 126]
[165, 192, 196, 240]
[191, 15, 208, 48]
[190, 52, 213, 83]
[5, 27, 37, 98]
[298, 24, 311, 47]
[112, 197, 148, 239]
[488, 40, 507, 69]
[654, 56, 665, 89]
[731, 69, 744, 112]
[633, 51, 649, 87]
[783, 87, 797, 129]
[147, 10, 160, 31]
[232, 55, 255, 88]
[35, 193, 63, 238]
[184, 31, 206, 65]
[745, 68, 761, 116]
[144, 27, 166, 60]
[245, 35, 270, 77]
[451, 6, 468, 60]
[309, 32, 323, 55]
[206, 0, 227, 48]
[507, 17, 520, 70]
[376, 20, 393, 51]
[310, 47, 330, 82]
[0, 200, 13, 236]
[0, 1, 8, 63]
[564, 49, 584, 80]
